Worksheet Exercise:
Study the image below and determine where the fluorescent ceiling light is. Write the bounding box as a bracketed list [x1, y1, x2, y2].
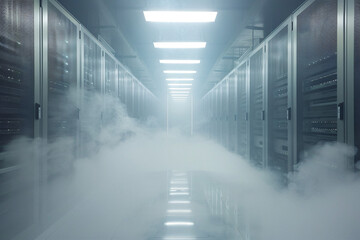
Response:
[154, 42, 206, 49]
[164, 221, 194, 226]
[169, 88, 191, 90]
[167, 209, 192, 213]
[171, 187, 189, 190]
[144, 11, 217, 23]
[169, 91, 190, 94]
[164, 70, 197, 74]
[168, 83, 192, 86]
[166, 78, 194, 81]
[172, 94, 189, 96]
[163, 237, 197, 240]
[160, 60, 200, 64]
[170, 192, 189, 196]
[169, 201, 190, 204]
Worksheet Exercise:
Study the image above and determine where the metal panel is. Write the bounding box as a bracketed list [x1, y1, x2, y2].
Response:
[353, 0, 360, 166]
[249, 47, 265, 167]
[222, 79, 229, 148]
[294, 0, 338, 163]
[0, 0, 37, 239]
[104, 53, 117, 97]
[229, 73, 237, 152]
[118, 65, 126, 104]
[237, 63, 249, 159]
[80, 29, 102, 156]
[267, 24, 291, 173]
[45, 0, 80, 177]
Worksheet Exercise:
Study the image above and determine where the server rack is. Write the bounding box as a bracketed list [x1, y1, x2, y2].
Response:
[133, 81, 139, 118]
[354, 0, 360, 166]
[0, 1, 38, 239]
[125, 73, 133, 116]
[221, 79, 229, 148]
[293, 0, 339, 163]
[80, 28, 102, 156]
[266, 20, 292, 173]
[229, 72, 237, 152]
[210, 90, 216, 139]
[249, 45, 265, 167]
[345, 0, 360, 167]
[117, 65, 125, 104]
[216, 86, 221, 143]
[43, 0, 80, 177]
[236, 63, 250, 159]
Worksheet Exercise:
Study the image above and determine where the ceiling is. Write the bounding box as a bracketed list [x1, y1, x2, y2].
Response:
[58, 0, 305, 98]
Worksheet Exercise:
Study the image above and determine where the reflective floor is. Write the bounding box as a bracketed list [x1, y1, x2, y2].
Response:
[35, 171, 237, 240]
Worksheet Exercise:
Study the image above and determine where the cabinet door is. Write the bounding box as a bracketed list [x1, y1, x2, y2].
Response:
[268, 25, 290, 173]
[250, 48, 265, 167]
[47, 1, 79, 176]
[237, 64, 249, 158]
[295, 0, 338, 162]
[354, 0, 360, 165]
[0, 0, 35, 239]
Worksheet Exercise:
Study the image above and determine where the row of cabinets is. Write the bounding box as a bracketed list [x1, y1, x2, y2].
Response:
[0, 0, 159, 239]
[198, 0, 360, 173]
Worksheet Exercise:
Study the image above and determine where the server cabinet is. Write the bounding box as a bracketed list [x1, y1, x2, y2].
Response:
[221, 79, 230, 148]
[354, 0, 360, 166]
[249, 46, 265, 167]
[45, 0, 80, 177]
[267, 21, 291, 173]
[229, 72, 237, 152]
[237, 63, 249, 159]
[0, 0, 37, 239]
[104, 53, 117, 97]
[216, 87, 221, 143]
[80, 29, 102, 156]
[133, 81, 139, 118]
[125, 73, 133, 116]
[118, 65, 125, 104]
[294, 0, 338, 162]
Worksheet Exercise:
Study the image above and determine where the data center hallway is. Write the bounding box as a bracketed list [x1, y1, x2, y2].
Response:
[1, 0, 360, 239]
[32, 133, 252, 240]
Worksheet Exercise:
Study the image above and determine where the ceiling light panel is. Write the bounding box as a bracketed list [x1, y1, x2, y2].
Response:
[144, 11, 217, 23]
[160, 60, 200, 64]
[166, 78, 194, 81]
[164, 70, 197, 74]
[169, 88, 191, 90]
[154, 42, 206, 49]
[168, 83, 192, 86]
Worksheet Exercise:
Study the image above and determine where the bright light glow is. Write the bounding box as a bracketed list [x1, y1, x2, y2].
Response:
[144, 11, 217, 23]
[171, 187, 189, 190]
[164, 222, 194, 226]
[160, 60, 200, 64]
[168, 83, 192, 86]
[154, 42, 206, 49]
[171, 181, 188, 184]
[169, 91, 190, 94]
[169, 88, 191, 90]
[167, 209, 192, 213]
[170, 192, 189, 196]
[172, 95, 189, 97]
[169, 201, 191, 204]
[168, 79, 194, 82]
[163, 237, 197, 240]
[164, 70, 197, 74]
